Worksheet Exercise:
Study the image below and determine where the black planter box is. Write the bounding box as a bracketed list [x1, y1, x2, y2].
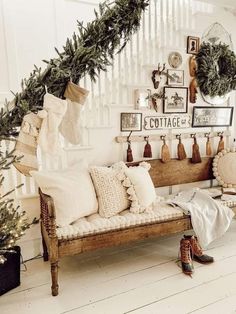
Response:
[0, 246, 21, 296]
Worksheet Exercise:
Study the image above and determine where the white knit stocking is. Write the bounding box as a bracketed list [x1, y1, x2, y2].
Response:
[59, 82, 89, 145]
[38, 93, 67, 155]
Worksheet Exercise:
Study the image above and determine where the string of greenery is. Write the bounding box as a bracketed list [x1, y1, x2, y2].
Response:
[0, 0, 149, 138]
[196, 42, 236, 98]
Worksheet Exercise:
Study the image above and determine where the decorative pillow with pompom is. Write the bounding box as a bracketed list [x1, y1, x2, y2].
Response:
[213, 148, 236, 188]
[120, 161, 158, 213]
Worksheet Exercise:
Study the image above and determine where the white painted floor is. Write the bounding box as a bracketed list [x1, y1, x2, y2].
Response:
[1, 220, 236, 314]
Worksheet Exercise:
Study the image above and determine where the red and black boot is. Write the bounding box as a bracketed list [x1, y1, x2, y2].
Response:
[184, 235, 214, 264]
[179, 238, 194, 276]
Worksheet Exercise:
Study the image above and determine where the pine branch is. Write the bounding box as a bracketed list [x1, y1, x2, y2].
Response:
[0, 0, 149, 137]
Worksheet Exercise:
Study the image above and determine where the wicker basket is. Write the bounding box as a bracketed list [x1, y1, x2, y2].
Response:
[0, 246, 21, 295]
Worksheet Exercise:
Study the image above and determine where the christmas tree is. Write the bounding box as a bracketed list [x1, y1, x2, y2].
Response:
[0, 145, 33, 264]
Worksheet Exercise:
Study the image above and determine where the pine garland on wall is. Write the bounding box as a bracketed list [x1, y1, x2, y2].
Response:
[0, 0, 149, 138]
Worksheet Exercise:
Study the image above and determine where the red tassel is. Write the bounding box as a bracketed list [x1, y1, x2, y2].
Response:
[143, 137, 152, 158]
[127, 142, 133, 162]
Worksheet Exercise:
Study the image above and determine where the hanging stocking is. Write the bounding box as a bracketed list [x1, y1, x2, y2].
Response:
[14, 112, 42, 176]
[217, 134, 224, 153]
[59, 81, 89, 144]
[38, 93, 67, 155]
[143, 136, 152, 158]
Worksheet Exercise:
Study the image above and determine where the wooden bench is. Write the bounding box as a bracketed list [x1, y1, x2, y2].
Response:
[39, 157, 230, 296]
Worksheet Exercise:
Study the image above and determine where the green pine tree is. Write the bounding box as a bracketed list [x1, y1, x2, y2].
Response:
[0, 146, 33, 264]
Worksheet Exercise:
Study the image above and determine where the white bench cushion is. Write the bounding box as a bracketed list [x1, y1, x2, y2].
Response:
[56, 202, 184, 240]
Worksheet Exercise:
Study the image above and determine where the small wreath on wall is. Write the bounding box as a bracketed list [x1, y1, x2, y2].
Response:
[213, 148, 236, 188]
[196, 43, 236, 99]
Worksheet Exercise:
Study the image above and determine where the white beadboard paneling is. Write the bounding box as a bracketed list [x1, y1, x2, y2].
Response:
[0, 1, 10, 92]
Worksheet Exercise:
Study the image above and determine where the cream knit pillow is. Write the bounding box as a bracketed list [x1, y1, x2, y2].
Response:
[90, 163, 130, 218]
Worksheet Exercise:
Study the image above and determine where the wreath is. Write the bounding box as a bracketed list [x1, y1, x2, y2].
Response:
[196, 43, 236, 97]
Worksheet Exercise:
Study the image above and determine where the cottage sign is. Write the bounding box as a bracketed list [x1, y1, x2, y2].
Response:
[144, 114, 191, 130]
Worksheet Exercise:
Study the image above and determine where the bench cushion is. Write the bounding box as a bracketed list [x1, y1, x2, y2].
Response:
[56, 202, 185, 239]
[56, 187, 236, 240]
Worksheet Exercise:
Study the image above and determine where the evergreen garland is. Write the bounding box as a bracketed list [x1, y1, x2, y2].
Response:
[0, 0, 149, 138]
[196, 42, 236, 97]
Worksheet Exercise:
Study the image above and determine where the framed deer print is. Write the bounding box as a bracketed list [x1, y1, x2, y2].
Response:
[167, 69, 184, 86]
[163, 87, 188, 113]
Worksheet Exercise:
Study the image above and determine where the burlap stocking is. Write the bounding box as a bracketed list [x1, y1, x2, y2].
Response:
[14, 112, 42, 176]
[38, 93, 67, 155]
[59, 81, 89, 144]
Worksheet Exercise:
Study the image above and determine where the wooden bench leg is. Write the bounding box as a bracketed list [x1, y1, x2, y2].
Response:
[51, 261, 59, 296]
[42, 236, 49, 262]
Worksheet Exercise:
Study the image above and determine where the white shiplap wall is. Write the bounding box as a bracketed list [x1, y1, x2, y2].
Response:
[0, 0, 236, 258]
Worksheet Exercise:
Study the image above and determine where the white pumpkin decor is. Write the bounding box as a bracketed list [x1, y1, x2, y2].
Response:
[213, 148, 236, 188]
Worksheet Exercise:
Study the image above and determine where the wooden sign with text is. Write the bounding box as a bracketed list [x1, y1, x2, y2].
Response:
[144, 114, 191, 130]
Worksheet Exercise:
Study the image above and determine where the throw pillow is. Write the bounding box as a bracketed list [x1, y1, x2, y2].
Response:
[90, 162, 130, 218]
[30, 161, 98, 227]
[213, 148, 236, 188]
[123, 162, 157, 213]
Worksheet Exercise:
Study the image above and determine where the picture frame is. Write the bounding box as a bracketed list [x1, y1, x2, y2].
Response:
[167, 69, 184, 86]
[187, 36, 200, 55]
[163, 87, 188, 113]
[134, 89, 151, 110]
[192, 106, 234, 127]
[120, 112, 142, 132]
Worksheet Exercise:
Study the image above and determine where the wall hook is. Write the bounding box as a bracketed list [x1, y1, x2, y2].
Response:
[127, 131, 133, 143]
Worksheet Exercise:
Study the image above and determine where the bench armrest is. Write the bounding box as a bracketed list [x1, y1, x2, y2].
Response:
[39, 188, 57, 238]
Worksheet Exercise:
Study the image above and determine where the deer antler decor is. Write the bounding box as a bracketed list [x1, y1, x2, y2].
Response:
[152, 63, 167, 89]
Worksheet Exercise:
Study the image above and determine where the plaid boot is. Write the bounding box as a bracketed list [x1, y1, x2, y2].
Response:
[184, 235, 214, 264]
[179, 238, 194, 276]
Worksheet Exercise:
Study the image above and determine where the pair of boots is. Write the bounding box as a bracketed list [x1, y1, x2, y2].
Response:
[180, 235, 214, 276]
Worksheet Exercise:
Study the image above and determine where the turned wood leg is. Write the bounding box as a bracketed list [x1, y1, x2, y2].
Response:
[42, 236, 49, 262]
[51, 261, 59, 296]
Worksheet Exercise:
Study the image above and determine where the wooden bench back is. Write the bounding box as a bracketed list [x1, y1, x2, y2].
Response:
[131, 157, 214, 188]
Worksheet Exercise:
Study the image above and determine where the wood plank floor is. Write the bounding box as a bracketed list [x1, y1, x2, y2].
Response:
[1, 220, 236, 314]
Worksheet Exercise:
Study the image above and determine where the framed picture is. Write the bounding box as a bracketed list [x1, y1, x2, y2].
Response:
[192, 106, 234, 127]
[167, 69, 184, 86]
[163, 87, 188, 113]
[134, 89, 151, 110]
[120, 112, 142, 132]
[187, 36, 200, 55]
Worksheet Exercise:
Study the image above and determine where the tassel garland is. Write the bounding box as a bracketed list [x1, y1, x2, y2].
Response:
[191, 135, 201, 163]
[177, 136, 187, 160]
[126, 142, 133, 162]
[161, 136, 171, 163]
[217, 135, 224, 153]
[143, 137, 152, 158]
[206, 135, 212, 156]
